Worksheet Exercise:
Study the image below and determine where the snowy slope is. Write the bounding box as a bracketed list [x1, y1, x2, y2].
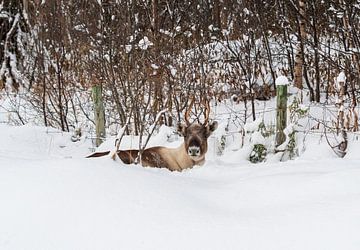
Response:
[0, 124, 360, 250]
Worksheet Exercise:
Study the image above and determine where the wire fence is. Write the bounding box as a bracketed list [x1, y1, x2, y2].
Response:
[1, 91, 359, 156]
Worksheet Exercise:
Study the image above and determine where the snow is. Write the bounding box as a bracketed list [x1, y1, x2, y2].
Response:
[337, 71, 346, 83]
[0, 13, 9, 19]
[168, 65, 177, 77]
[244, 118, 263, 133]
[151, 63, 159, 69]
[275, 75, 289, 86]
[1, 123, 360, 250]
[125, 44, 132, 53]
[250, 131, 266, 144]
[138, 36, 153, 50]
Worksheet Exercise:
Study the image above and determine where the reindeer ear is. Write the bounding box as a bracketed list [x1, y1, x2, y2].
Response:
[205, 121, 218, 137]
[177, 123, 187, 136]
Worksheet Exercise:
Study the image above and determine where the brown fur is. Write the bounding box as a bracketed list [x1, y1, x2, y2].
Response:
[86, 122, 218, 171]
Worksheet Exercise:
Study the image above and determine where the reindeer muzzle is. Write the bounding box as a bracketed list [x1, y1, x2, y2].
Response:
[188, 146, 201, 157]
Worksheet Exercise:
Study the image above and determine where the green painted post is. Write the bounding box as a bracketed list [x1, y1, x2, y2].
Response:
[92, 85, 106, 147]
[275, 76, 288, 147]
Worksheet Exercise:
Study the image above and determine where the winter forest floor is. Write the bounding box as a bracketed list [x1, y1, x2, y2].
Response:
[0, 123, 360, 250]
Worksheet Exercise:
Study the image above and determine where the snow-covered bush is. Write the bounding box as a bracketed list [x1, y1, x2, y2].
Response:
[249, 143, 267, 163]
[277, 97, 309, 161]
[245, 119, 274, 163]
[243, 96, 309, 163]
[216, 134, 227, 156]
[288, 97, 309, 124]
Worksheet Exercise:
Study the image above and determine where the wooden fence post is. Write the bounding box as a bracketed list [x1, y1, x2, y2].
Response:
[275, 76, 289, 147]
[92, 84, 106, 147]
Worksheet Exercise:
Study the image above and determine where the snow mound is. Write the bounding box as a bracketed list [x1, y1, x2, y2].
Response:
[275, 75, 289, 86]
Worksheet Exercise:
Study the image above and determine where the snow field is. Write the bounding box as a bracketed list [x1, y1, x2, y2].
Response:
[0, 124, 360, 250]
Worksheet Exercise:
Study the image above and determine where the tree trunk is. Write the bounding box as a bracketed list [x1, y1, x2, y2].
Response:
[0, 1, 20, 90]
[335, 75, 347, 157]
[293, 0, 306, 90]
[311, 2, 321, 103]
[213, 0, 221, 29]
[341, 0, 358, 131]
[92, 85, 106, 147]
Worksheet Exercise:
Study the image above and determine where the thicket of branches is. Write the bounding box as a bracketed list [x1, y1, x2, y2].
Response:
[0, 0, 359, 136]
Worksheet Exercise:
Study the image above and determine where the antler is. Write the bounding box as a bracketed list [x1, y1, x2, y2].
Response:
[185, 96, 195, 125]
[203, 98, 210, 125]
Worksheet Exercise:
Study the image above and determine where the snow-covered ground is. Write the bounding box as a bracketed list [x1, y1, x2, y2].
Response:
[0, 123, 360, 250]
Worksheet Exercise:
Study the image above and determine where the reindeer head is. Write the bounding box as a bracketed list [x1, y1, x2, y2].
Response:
[177, 98, 218, 162]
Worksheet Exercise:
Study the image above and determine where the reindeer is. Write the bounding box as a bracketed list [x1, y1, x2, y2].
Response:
[86, 99, 218, 171]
